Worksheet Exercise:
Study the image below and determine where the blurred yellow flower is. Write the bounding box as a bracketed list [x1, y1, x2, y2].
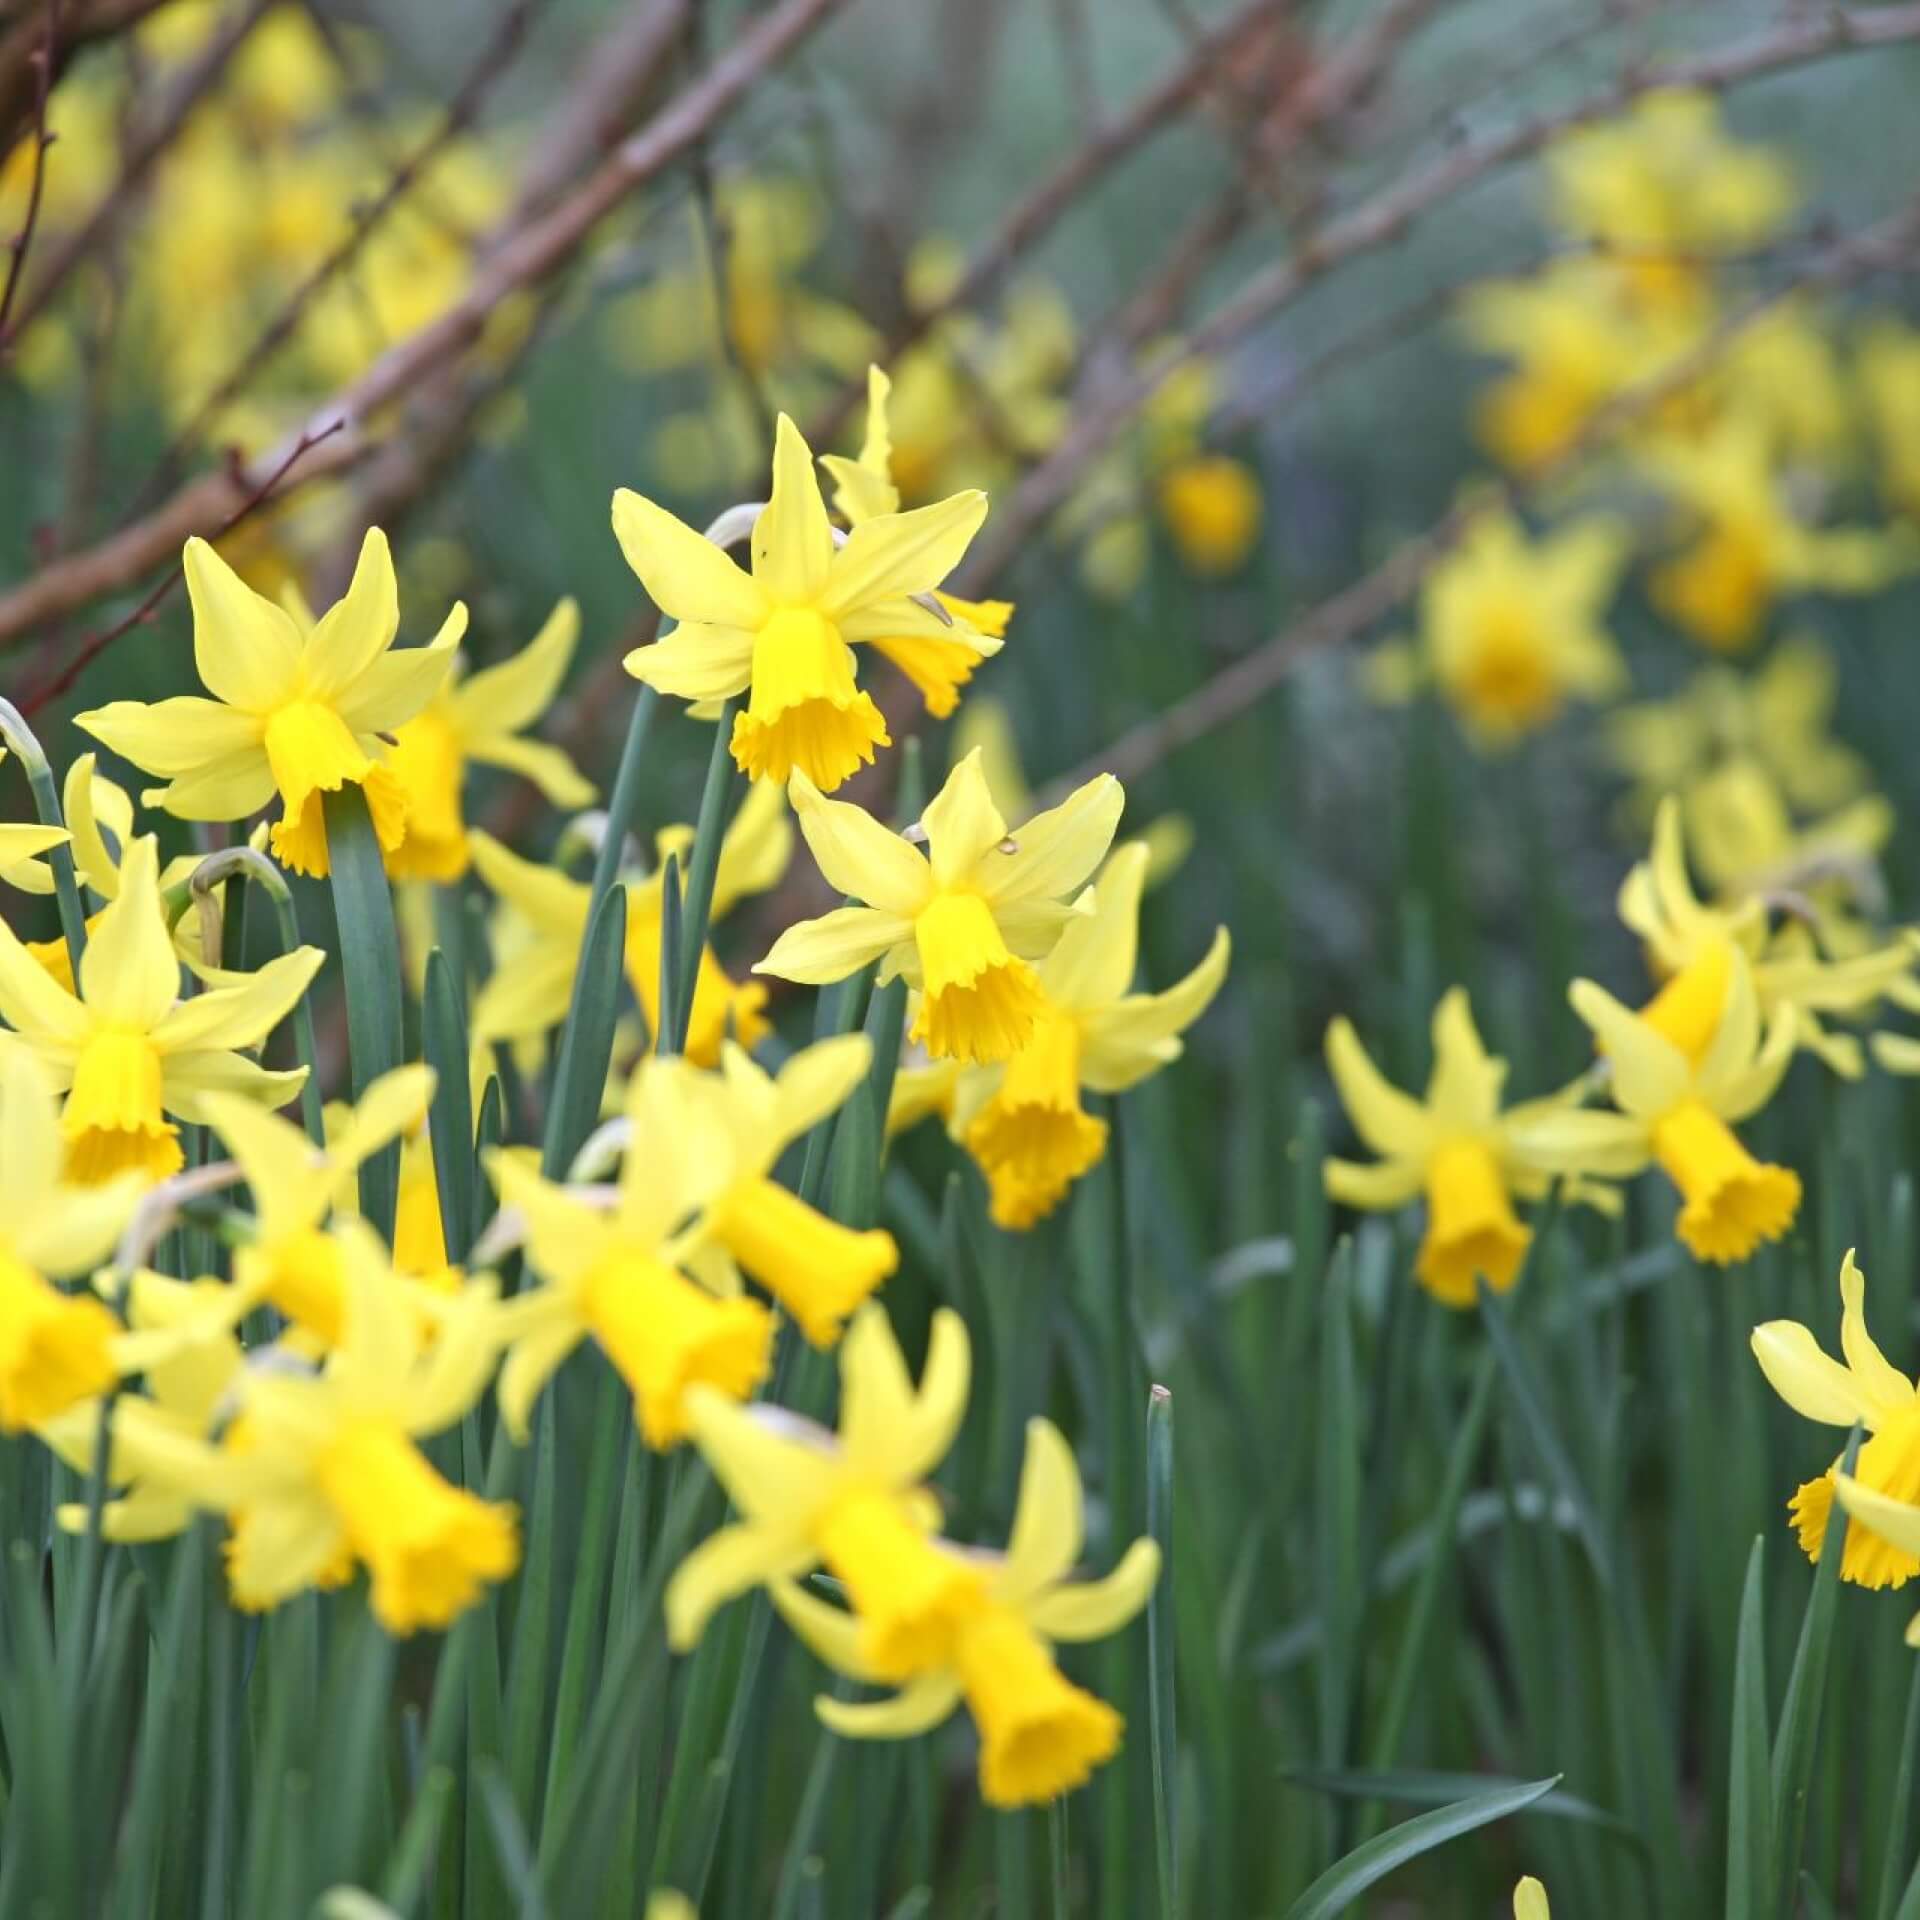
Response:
[1860, 319, 1920, 520]
[758, 751, 1123, 1065]
[1513, 1878, 1550, 1920]
[1155, 452, 1263, 578]
[617, 415, 991, 789]
[773, 1417, 1158, 1807]
[0, 837, 319, 1184]
[77, 531, 466, 877]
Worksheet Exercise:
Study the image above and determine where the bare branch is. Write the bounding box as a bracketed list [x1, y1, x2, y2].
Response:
[0, 0, 158, 155]
[0, 0, 60, 352]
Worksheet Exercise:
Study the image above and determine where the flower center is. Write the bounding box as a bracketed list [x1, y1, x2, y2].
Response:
[710, 1176, 897, 1348]
[0, 1249, 119, 1432]
[812, 1486, 986, 1681]
[581, 1251, 772, 1448]
[729, 606, 890, 790]
[1458, 601, 1559, 732]
[262, 702, 409, 877]
[1417, 1137, 1532, 1307]
[909, 893, 1045, 1066]
[952, 1606, 1124, 1808]
[1651, 1097, 1801, 1264]
[62, 1029, 182, 1186]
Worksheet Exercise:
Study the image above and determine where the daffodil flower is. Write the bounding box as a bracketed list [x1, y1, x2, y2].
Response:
[1753, 1249, 1920, 1595]
[201, 1065, 435, 1345]
[1323, 990, 1580, 1307]
[103, 1221, 515, 1632]
[667, 1304, 977, 1679]
[1620, 795, 1917, 1078]
[486, 1065, 773, 1448]
[466, 774, 790, 1066]
[76, 528, 466, 877]
[0, 1047, 141, 1430]
[646, 1035, 899, 1346]
[615, 413, 991, 789]
[0, 836, 320, 1184]
[819, 366, 1013, 719]
[771, 1417, 1159, 1808]
[382, 597, 595, 882]
[1511, 944, 1799, 1265]
[757, 749, 1123, 1066]
[910, 841, 1229, 1229]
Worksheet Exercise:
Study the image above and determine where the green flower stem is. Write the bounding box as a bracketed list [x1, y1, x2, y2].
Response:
[1146, 1383, 1177, 1920]
[670, 696, 741, 1052]
[189, 846, 325, 1144]
[587, 684, 658, 908]
[323, 786, 404, 1236]
[0, 695, 88, 976]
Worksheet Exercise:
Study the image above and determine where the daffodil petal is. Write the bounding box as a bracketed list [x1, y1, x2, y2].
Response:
[77, 839, 180, 1031]
[452, 598, 580, 735]
[751, 415, 834, 605]
[301, 527, 399, 699]
[150, 945, 324, 1054]
[1027, 1538, 1161, 1642]
[756, 907, 910, 986]
[1000, 1418, 1084, 1604]
[75, 696, 263, 777]
[920, 750, 1007, 890]
[622, 623, 757, 702]
[819, 490, 989, 621]
[983, 773, 1124, 907]
[183, 536, 301, 711]
[788, 772, 930, 914]
[611, 489, 767, 629]
[815, 1674, 962, 1740]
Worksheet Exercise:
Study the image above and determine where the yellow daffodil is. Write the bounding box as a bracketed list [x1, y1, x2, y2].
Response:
[1402, 507, 1628, 746]
[76, 529, 466, 877]
[1753, 1249, 1920, 1593]
[758, 750, 1123, 1066]
[649, 1036, 899, 1346]
[1620, 793, 1916, 1077]
[925, 842, 1229, 1228]
[382, 597, 594, 881]
[201, 1066, 434, 1345]
[1603, 636, 1871, 827]
[667, 1303, 975, 1677]
[486, 1066, 773, 1448]
[0, 836, 320, 1184]
[466, 775, 789, 1066]
[772, 1416, 1158, 1807]
[1639, 422, 1912, 653]
[616, 414, 991, 789]
[1860, 319, 1920, 521]
[820, 366, 1013, 718]
[0, 1047, 141, 1430]
[1511, 945, 1798, 1265]
[104, 1221, 514, 1632]
[1155, 452, 1263, 578]
[1323, 990, 1580, 1307]
[1681, 757, 1893, 912]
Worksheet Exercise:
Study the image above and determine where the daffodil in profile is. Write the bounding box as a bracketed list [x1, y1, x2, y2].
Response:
[201, 1065, 435, 1345]
[1511, 943, 1799, 1265]
[1323, 990, 1575, 1307]
[650, 1036, 899, 1346]
[616, 413, 991, 788]
[757, 749, 1124, 1065]
[667, 1304, 978, 1678]
[0, 1047, 141, 1430]
[104, 1222, 515, 1632]
[1753, 1250, 1920, 1592]
[487, 1066, 773, 1448]
[0, 836, 321, 1184]
[76, 528, 466, 877]
[382, 597, 594, 881]
[467, 776, 790, 1066]
[772, 1417, 1158, 1807]
[820, 366, 1013, 719]
[938, 841, 1229, 1227]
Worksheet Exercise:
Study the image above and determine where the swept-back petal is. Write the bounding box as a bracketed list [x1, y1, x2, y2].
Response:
[1503, 1107, 1651, 1179]
[1324, 1157, 1426, 1208]
[453, 597, 579, 735]
[685, 1387, 835, 1522]
[982, 774, 1123, 907]
[1043, 842, 1148, 1010]
[756, 907, 907, 986]
[332, 610, 465, 734]
[465, 734, 596, 808]
[666, 1519, 813, 1652]
[1078, 927, 1230, 1094]
[769, 1576, 877, 1677]
[920, 750, 1007, 890]
[144, 752, 278, 823]
[623, 622, 758, 701]
[751, 415, 834, 605]
[815, 1674, 963, 1739]
[1566, 980, 1690, 1119]
[1324, 1018, 1431, 1159]
[1837, 1249, 1913, 1420]
[199, 1090, 330, 1237]
[0, 919, 88, 1044]
[75, 696, 263, 777]
[160, 1052, 309, 1121]
[1751, 1320, 1867, 1426]
[78, 838, 179, 1031]
[788, 772, 929, 913]
[1000, 1418, 1084, 1605]
[301, 527, 400, 699]
[467, 828, 588, 934]
[611, 490, 767, 629]
[150, 945, 324, 1055]
[819, 490, 988, 620]
[1027, 1538, 1161, 1641]
[764, 1034, 872, 1149]
[183, 536, 301, 711]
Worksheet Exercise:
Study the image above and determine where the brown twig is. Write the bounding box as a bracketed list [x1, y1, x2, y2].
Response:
[5, 0, 273, 344]
[15, 419, 349, 713]
[1040, 200, 1920, 802]
[0, 0, 156, 155]
[0, 0, 60, 353]
[954, 1, 1920, 593]
[0, 0, 851, 656]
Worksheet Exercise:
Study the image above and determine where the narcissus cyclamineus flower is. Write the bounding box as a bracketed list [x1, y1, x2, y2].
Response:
[467, 775, 790, 1066]
[758, 749, 1123, 1066]
[820, 366, 1012, 720]
[76, 528, 466, 877]
[667, 1304, 977, 1679]
[772, 1417, 1158, 1808]
[648, 1036, 898, 1346]
[616, 413, 992, 788]
[1753, 1250, 1920, 1596]
[1512, 944, 1799, 1265]
[381, 597, 594, 881]
[1323, 989, 1582, 1308]
[0, 1047, 142, 1430]
[487, 1066, 773, 1448]
[0, 836, 320, 1184]
[896, 841, 1228, 1228]
[1619, 795, 1918, 1079]
[101, 1222, 515, 1632]
[201, 1065, 435, 1345]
